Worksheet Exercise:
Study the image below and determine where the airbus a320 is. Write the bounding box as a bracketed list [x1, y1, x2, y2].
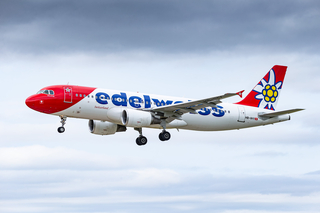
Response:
[25, 65, 304, 145]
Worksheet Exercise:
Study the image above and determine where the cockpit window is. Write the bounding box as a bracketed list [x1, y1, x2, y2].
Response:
[37, 90, 54, 95]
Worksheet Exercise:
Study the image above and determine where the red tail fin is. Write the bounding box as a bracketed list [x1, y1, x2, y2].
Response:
[236, 65, 287, 111]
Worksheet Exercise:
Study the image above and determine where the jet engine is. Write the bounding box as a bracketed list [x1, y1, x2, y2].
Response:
[121, 108, 161, 128]
[89, 120, 126, 135]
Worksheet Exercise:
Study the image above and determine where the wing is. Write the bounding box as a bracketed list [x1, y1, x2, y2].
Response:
[149, 91, 244, 118]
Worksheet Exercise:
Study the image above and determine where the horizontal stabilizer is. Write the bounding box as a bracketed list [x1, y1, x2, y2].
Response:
[259, 108, 305, 118]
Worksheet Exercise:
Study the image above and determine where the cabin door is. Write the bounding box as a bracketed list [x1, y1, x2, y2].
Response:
[64, 87, 73, 103]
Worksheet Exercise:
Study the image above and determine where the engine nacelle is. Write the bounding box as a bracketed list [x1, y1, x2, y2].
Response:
[121, 108, 160, 128]
[89, 120, 126, 135]
[106, 107, 124, 124]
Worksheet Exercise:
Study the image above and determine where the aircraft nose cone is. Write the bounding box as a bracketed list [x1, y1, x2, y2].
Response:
[25, 95, 38, 110]
[25, 96, 33, 108]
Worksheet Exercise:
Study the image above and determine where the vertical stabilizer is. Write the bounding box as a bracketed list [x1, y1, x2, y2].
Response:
[236, 65, 287, 110]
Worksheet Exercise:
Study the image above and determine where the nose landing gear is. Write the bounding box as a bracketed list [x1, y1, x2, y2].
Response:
[57, 126, 65, 133]
[57, 116, 67, 133]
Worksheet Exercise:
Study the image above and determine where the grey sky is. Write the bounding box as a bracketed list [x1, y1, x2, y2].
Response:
[1, 0, 320, 54]
[1, 1, 320, 213]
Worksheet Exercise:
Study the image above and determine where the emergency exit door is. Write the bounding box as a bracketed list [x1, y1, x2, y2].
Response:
[237, 106, 246, 122]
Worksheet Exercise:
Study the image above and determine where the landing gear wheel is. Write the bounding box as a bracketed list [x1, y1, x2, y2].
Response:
[159, 131, 171, 141]
[58, 116, 67, 134]
[136, 136, 147, 146]
[159, 133, 164, 141]
[57, 126, 65, 133]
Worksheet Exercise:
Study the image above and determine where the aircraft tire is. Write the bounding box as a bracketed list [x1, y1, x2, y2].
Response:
[162, 131, 171, 141]
[159, 131, 171, 141]
[159, 132, 165, 141]
[57, 126, 65, 133]
[136, 136, 147, 146]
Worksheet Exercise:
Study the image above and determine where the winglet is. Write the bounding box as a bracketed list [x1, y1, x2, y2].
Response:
[237, 90, 245, 98]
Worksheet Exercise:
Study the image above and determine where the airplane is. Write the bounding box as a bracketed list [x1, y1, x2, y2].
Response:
[25, 65, 304, 146]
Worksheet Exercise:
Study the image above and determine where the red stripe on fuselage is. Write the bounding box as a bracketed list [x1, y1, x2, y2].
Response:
[25, 85, 96, 114]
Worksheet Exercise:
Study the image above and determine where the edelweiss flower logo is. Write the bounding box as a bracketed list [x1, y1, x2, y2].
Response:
[254, 69, 282, 110]
[262, 85, 278, 103]
[65, 88, 71, 93]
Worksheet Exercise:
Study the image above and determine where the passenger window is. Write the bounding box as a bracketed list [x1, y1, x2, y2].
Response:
[84, 95, 86, 97]
[76, 94, 78, 97]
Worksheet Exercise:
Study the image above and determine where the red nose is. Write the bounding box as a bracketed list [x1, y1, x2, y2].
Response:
[25, 95, 36, 110]
[25, 95, 44, 112]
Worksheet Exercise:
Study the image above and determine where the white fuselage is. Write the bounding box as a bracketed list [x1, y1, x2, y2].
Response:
[53, 88, 289, 131]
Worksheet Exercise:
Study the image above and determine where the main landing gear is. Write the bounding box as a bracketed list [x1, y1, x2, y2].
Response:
[159, 130, 171, 141]
[134, 120, 171, 146]
[159, 119, 170, 141]
[134, 128, 148, 146]
[134, 128, 171, 146]
[57, 116, 67, 133]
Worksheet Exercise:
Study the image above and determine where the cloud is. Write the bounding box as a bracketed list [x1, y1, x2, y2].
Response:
[1, 0, 320, 54]
[1, 173, 320, 212]
[0, 145, 144, 170]
[306, 170, 320, 175]
[251, 151, 287, 157]
[1, 144, 320, 212]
